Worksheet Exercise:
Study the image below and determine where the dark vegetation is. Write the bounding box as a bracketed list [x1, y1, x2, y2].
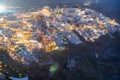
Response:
[0, 32, 120, 80]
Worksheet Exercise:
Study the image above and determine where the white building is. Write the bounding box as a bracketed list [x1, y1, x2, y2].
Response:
[9, 76, 29, 80]
[63, 8, 77, 16]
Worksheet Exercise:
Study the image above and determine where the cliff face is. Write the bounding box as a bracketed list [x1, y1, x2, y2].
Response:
[0, 32, 120, 80]
[51, 32, 120, 80]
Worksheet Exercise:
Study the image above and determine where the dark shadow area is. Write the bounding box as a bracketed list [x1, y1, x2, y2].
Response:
[0, 32, 120, 80]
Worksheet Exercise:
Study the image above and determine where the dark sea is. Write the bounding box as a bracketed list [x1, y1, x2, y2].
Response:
[0, 0, 120, 23]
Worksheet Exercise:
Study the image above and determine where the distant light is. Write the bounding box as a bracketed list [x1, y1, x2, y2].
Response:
[0, 5, 6, 12]
[95, 0, 99, 3]
[84, 1, 91, 6]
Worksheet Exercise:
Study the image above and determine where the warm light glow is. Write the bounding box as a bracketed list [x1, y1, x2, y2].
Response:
[0, 5, 6, 12]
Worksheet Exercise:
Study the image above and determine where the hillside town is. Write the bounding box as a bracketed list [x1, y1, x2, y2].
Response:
[0, 6, 119, 65]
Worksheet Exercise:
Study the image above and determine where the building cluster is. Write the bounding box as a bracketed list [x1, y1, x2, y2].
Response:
[0, 6, 119, 64]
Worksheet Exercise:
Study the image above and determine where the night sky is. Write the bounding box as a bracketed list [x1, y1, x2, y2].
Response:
[0, 0, 120, 22]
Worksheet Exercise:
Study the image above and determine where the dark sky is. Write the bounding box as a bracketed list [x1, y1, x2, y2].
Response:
[0, 0, 120, 22]
[0, 0, 119, 8]
[0, 0, 85, 7]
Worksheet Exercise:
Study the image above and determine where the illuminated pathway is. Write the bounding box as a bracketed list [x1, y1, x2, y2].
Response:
[0, 61, 28, 80]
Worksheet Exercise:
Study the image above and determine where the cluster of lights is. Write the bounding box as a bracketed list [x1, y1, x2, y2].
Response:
[0, 61, 25, 78]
